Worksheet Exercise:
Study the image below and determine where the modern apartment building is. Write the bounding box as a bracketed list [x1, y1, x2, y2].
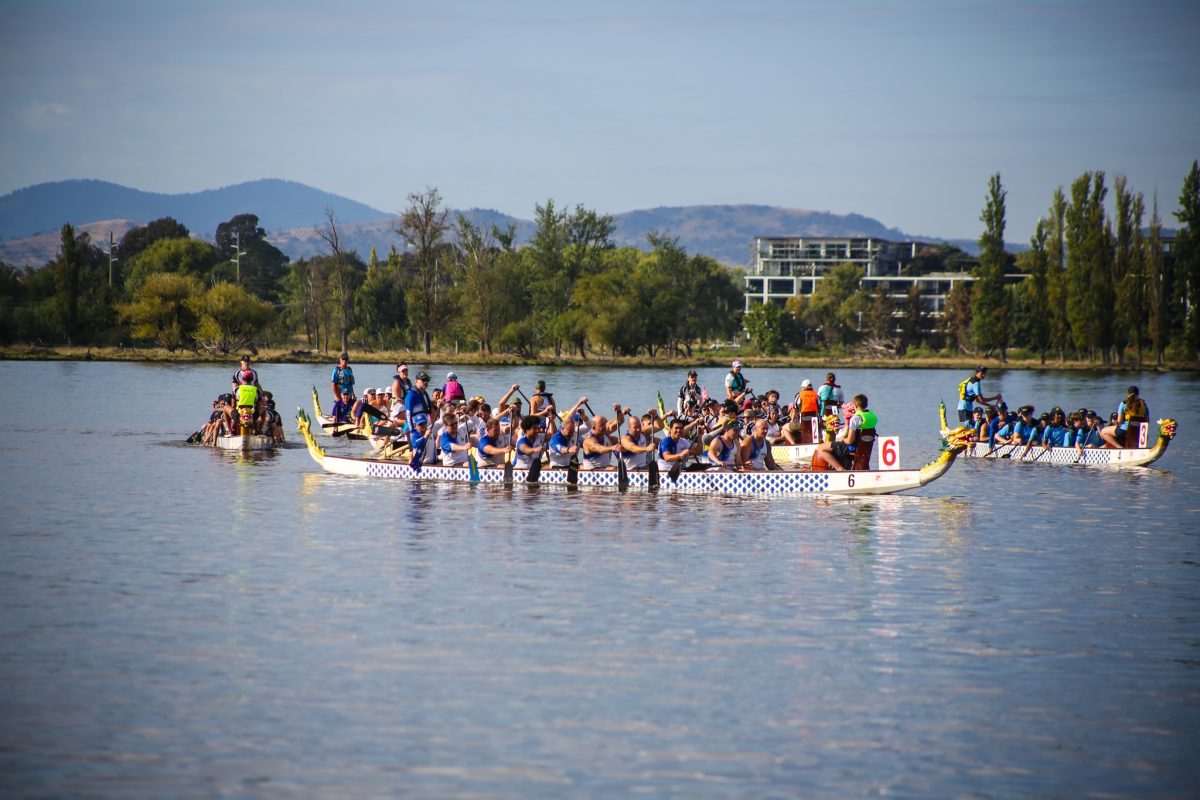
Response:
[743, 236, 979, 322]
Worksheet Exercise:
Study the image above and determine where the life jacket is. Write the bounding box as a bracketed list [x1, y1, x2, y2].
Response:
[797, 388, 819, 415]
[236, 384, 258, 408]
[728, 371, 746, 394]
[1124, 398, 1147, 421]
[957, 377, 976, 402]
[444, 380, 465, 402]
[851, 409, 878, 451]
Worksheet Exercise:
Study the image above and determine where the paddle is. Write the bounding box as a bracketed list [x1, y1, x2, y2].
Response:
[504, 448, 513, 486]
[566, 453, 579, 486]
[468, 446, 480, 483]
[648, 456, 660, 489]
[185, 429, 203, 444]
[615, 411, 629, 491]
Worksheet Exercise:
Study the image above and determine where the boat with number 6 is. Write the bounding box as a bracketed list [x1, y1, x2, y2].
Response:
[296, 409, 964, 496]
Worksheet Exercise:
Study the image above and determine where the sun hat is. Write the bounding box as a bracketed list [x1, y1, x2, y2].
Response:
[397, 363, 408, 371]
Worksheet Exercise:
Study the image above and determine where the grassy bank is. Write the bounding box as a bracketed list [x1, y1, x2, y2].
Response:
[2, 343, 1193, 372]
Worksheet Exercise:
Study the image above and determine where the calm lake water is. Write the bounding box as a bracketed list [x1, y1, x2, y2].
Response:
[1, 360, 1198, 798]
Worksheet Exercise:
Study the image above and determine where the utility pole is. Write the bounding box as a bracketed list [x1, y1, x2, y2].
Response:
[106, 231, 118, 288]
[231, 232, 247, 284]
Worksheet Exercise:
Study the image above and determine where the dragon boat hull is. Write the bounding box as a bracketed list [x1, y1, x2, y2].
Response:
[297, 411, 960, 496]
[955, 439, 1170, 467]
[215, 433, 275, 451]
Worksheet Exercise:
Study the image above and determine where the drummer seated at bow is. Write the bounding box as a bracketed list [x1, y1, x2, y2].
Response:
[814, 394, 875, 471]
[1100, 385, 1148, 449]
[234, 382, 261, 434]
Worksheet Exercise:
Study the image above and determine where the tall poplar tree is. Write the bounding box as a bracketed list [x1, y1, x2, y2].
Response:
[1023, 218, 1052, 363]
[1045, 188, 1070, 360]
[54, 223, 82, 345]
[1065, 171, 1112, 362]
[1146, 196, 1167, 366]
[972, 173, 1009, 360]
[1174, 160, 1200, 358]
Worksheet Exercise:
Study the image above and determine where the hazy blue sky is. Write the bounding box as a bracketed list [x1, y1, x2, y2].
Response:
[2, 0, 1197, 240]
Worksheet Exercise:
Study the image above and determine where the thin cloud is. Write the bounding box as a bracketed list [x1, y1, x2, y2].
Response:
[16, 101, 71, 131]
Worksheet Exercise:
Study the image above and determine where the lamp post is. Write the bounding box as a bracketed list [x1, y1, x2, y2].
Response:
[106, 231, 118, 288]
[231, 232, 247, 284]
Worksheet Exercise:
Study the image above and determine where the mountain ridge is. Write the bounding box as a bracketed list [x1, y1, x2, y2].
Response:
[0, 178, 965, 268]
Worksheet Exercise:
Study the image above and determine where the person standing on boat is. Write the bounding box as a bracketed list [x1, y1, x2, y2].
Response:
[530, 380, 556, 419]
[331, 353, 354, 404]
[1099, 385, 1148, 449]
[816, 372, 843, 417]
[956, 366, 1001, 423]
[443, 372, 466, 404]
[231, 355, 261, 394]
[404, 372, 434, 430]
[391, 364, 413, 402]
[814, 394, 876, 471]
[725, 361, 751, 406]
[677, 370, 703, 416]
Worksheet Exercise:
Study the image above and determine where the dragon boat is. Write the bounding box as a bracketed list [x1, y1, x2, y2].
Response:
[215, 432, 275, 451]
[938, 404, 1177, 468]
[296, 410, 963, 496]
[311, 385, 374, 439]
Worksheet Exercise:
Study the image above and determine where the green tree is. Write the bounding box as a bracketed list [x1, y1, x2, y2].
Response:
[354, 245, 407, 350]
[972, 173, 1010, 360]
[1174, 159, 1200, 358]
[862, 283, 894, 342]
[215, 213, 289, 303]
[124, 237, 221, 292]
[190, 282, 275, 354]
[119, 272, 203, 350]
[742, 301, 792, 355]
[1113, 177, 1146, 365]
[394, 187, 453, 355]
[942, 280, 973, 353]
[897, 283, 926, 354]
[1065, 171, 1113, 362]
[451, 216, 522, 354]
[53, 223, 83, 344]
[1020, 218, 1052, 363]
[808, 262, 865, 347]
[1045, 188, 1070, 360]
[119, 217, 190, 263]
[1146, 196, 1167, 365]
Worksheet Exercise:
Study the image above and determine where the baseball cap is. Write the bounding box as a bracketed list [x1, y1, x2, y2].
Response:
[801, 379, 812, 388]
[412, 413, 429, 426]
[687, 369, 698, 377]
[731, 360, 742, 368]
[397, 363, 408, 371]
[447, 371, 458, 380]
[339, 352, 349, 360]
[416, 371, 431, 381]
[364, 388, 375, 395]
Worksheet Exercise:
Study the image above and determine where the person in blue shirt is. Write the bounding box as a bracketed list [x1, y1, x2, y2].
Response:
[1000, 406, 1037, 445]
[956, 366, 1001, 423]
[475, 417, 512, 468]
[656, 419, 694, 472]
[330, 353, 354, 403]
[404, 372, 434, 430]
[437, 412, 472, 467]
[330, 387, 355, 424]
[1042, 408, 1071, 448]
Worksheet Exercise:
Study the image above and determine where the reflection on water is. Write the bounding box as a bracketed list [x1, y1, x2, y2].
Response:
[0, 361, 1197, 798]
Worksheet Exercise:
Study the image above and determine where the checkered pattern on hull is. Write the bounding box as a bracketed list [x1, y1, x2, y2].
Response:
[963, 443, 1158, 467]
[344, 459, 835, 494]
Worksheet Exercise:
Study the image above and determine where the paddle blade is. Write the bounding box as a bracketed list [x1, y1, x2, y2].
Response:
[567, 457, 579, 486]
[617, 457, 629, 490]
[468, 449, 480, 483]
[503, 450, 513, 486]
[667, 460, 684, 482]
[526, 454, 542, 484]
[657, 391, 667, 420]
[648, 458, 660, 490]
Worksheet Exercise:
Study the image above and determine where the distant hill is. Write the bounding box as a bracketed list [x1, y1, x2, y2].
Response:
[0, 178, 971, 268]
[0, 178, 389, 241]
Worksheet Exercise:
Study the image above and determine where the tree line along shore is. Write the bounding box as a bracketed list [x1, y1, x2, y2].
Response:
[1, 164, 1197, 369]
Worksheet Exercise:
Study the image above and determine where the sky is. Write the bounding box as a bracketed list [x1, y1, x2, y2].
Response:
[2, 0, 1198, 241]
